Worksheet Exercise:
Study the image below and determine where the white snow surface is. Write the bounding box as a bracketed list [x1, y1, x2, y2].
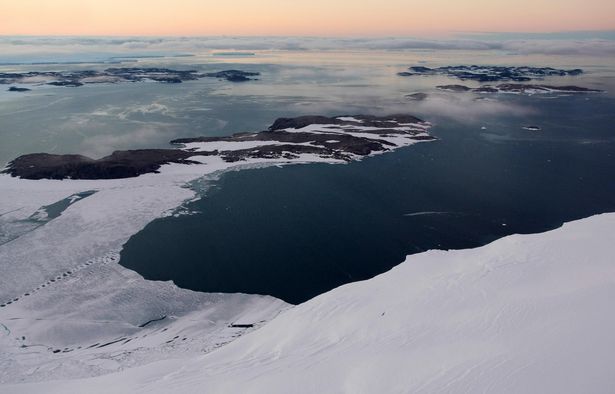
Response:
[336, 116, 364, 123]
[4, 213, 615, 393]
[180, 120, 432, 155]
[276, 122, 432, 155]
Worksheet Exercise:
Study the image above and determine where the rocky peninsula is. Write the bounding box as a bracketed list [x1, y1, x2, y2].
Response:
[3, 114, 434, 180]
[0, 68, 260, 88]
[399, 65, 584, 82]
[436, 83, 603, 95]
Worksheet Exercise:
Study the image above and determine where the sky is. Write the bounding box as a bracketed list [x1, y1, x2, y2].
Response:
[1, 0, 615, 36]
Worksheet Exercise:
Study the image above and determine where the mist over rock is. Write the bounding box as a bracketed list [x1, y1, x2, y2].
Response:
[7, 86, 31, 92]
[399, 64, 584, 82]
[4, 114, 434, 180]
[3, 150, 205, 180]
[435, 83, 603, 95]
[203, 70, 260, 82]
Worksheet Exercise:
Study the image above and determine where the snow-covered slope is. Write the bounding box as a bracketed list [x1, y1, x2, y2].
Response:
[6, 213, 615, 393]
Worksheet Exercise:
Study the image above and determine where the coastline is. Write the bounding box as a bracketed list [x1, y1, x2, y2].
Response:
[0, 114, 435, 382]
[4, 212, 615, 392]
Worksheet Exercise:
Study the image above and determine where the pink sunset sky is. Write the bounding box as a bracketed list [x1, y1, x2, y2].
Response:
[1, 0, 614, 36]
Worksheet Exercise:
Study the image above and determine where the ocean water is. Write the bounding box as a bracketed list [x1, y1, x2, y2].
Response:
[120, 94, 615, 303]
[1, 43, 614, 304]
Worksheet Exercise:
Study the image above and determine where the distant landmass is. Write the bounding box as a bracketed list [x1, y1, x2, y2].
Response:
[212, 52, 256, 57]
[405, 92, 428, 101]
[0, 68, 260, 87]
[435, 83, 603, 95]
[7, 86, 31, 92]
[398, 65, 584, 82]
[203, 70, 260, 82]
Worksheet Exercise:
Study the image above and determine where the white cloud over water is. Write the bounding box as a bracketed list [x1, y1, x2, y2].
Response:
[412, 94, 535, 123]
[80, 126, 170, 158]
[2, 35, 615, 64]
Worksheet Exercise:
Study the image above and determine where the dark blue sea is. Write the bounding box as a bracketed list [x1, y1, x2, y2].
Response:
[120, 94, 615, 304]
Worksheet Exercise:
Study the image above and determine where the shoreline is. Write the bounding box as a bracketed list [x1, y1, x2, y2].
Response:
[0, 114, 435, 382]
[3, 212, 614, 391]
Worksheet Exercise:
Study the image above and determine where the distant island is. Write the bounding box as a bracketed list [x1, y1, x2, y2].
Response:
[3, 115, 434, 180]
[7, 86, 31, 92]
[435, 83, 603, 95]
[405, 92, 428, 101]
[203, 70, 260, 82]
[0, 68, 260, 88]
[212, 52, 256, 57]
[398, 65, 584, 82]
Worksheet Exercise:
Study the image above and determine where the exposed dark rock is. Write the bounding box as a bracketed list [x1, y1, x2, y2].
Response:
[399, 65, 585, 82]
[138, 316, 168, 328]
[8, 86, 31, 92]
[0, 68, 260, 88]
[397, 66, 436, 77]
[47, 81, 84, 87]
[3, 150, 210, 180]
[492, 84, 602, 94]
[203, 70, 260, 82]
[435, 83, 602, 95]
[409, 66, 434, 73]
[148, 77, 183, 83]
[103, 67, 200, 82]
[4, 114, 434, 180]
[268, 114, 423, 131]
[220, 144, 346, 163]
[436, 85, 472, 92]
[405, 92, 428, 101]
[472, 86, 500, 93]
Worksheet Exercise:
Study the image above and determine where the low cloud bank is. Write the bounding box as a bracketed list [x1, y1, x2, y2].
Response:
[1, 34, 615, 63]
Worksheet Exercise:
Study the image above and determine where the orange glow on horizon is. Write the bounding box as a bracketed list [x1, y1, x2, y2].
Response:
[0, 0, 614, 36]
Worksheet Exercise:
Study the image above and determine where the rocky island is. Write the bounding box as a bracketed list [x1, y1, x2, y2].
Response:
[436, 83, 603, 95]
[399, 65, 584, 82]
[3, 114, 434, 180]
[405, 92, 428, 101]
[7, 86, 31, 92]
[203, 70, 260, 82]
[0, 68, 260, 88]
